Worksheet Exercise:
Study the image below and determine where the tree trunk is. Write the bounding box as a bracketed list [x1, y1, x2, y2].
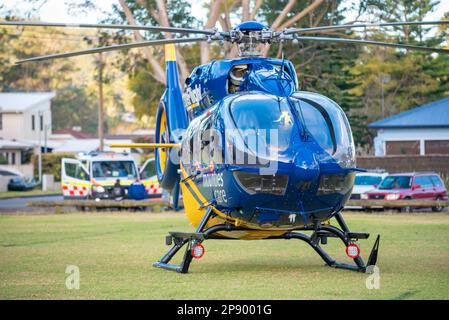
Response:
[98, 52, 104, 152]
[118, 0, 166, 84]
[278, 0, 325, 29]
[154, 0, 190, 82]
[250, 0, 263, 20]
[262, 0, 325, 57]
[242, 0, 250, 21]
[201, 0, 223, 65]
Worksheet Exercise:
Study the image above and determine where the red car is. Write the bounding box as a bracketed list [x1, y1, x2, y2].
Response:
[361, 172, 448, 212]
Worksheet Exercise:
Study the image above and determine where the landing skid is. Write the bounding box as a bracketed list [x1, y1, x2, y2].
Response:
[153, 209, 380, 274]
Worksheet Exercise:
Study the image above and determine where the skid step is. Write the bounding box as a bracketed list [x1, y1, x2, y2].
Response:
[347, 232, 370, 240]
[169, 231, 205, 241]
[317, 231, 369, 240]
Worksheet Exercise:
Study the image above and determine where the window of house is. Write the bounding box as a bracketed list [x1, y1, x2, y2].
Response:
[425, 140, 449, 155]
[40, 114, 43, 131]
[0, 113, 3, 130]
[11, 152, 16, 165]
[31, 115, 35, 131]
[385, 140, 420, 155]
[0, 152, 8, 165]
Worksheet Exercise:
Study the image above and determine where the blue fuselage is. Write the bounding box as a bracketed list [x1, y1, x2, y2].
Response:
[176, 57, 357, 228]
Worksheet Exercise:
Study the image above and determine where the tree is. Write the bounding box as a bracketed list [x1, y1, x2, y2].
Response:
[0, 18, 125, 135]
[0, 25, 77, 91]
[51, 87, 99, 134]
[107, 0, 345, 122]
[347, 1, 449, 148]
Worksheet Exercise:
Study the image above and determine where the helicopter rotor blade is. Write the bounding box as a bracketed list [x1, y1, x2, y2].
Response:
[15, 37, 208, 64]
[293, 36, 449, 55]
[285, 20, 449, 34]
[0, 20, 216, 35]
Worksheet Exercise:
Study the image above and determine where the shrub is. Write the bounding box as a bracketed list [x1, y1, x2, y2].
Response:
[32, 152, 75, 181]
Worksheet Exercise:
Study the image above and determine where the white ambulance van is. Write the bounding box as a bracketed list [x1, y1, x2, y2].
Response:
[61, 152, 161, 199]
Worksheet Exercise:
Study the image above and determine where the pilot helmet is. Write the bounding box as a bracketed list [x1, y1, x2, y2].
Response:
[229, 65, 248, 86]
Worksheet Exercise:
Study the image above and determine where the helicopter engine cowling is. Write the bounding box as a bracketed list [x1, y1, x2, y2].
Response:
[241, 62, 295, 97]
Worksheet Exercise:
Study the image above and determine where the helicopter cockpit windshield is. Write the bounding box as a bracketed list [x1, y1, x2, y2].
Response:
[291, 94, 355, 168]
[228, 94, 300, 159]
[226, 93, 355, 168]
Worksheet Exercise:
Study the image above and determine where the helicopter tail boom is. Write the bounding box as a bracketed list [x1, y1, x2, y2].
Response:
[164, 44, 189, 134]
[151, 44, 189, 205]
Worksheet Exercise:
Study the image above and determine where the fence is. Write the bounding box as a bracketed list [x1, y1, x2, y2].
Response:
[28, 199, 170, 212]
[356, 155, 449, 177]
[28, 199, 448, 212]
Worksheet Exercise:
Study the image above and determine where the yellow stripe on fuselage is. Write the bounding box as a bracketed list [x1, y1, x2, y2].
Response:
[165, 44, 176, 61]
[180, 163, 254, 233]
[180, 163, 207, 204]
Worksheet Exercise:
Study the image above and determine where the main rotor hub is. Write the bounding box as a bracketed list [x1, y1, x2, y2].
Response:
[228, 21, 278, 57]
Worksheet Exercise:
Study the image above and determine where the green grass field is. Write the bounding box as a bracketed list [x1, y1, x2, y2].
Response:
[0, 211, 448, 299]
[0, 189, 60, 199]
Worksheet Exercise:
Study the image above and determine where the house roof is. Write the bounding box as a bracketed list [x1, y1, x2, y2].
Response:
[0, 139, 34, 150]
[369, 97, 449, 129]
[52, 128, 95, 139]
[52, 138, 135, 153]
[0, 92, 56, 113]
[19, 139, 61, 149]
[53, 139, 100, 153]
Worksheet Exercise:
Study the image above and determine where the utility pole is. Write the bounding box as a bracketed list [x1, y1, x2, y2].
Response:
[38, 110, 42, 186]
[380, 74, 390, 118]
[98, 52, 105, 151]
[44, 124, 49, 154]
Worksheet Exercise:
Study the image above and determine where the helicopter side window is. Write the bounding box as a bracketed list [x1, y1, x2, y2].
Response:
[212, 116, 224, 164]
[181, 128, 192, 165]
[181, 117, 201, 166]
[200, 116, 213, 164]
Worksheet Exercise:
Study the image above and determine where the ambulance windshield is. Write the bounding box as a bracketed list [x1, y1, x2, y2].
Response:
[92, 161, 137, 179]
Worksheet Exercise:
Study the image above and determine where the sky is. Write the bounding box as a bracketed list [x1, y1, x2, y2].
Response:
[1, 0, 448, 25]
[0, 0, 207, 24]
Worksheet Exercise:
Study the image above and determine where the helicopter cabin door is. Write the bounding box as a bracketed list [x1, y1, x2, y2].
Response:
[61, 158, 91, 199]
[139, 158, 162, 197]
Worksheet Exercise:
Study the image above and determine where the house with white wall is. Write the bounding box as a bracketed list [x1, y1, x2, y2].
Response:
[0, 92, 55, 176]
[370, 97, 449, 156]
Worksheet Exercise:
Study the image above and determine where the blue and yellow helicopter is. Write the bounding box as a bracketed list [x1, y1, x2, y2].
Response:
[3, 18, 448, 273]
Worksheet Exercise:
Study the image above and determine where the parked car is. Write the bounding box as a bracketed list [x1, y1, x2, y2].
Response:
[7, 176, 37, 191]
[0, 169, 19, 176]
[346, 171, 388, 209]
[361, 172, 448, 212]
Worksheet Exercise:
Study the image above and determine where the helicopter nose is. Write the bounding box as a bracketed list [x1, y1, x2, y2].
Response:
[292, 146, 320, 184]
